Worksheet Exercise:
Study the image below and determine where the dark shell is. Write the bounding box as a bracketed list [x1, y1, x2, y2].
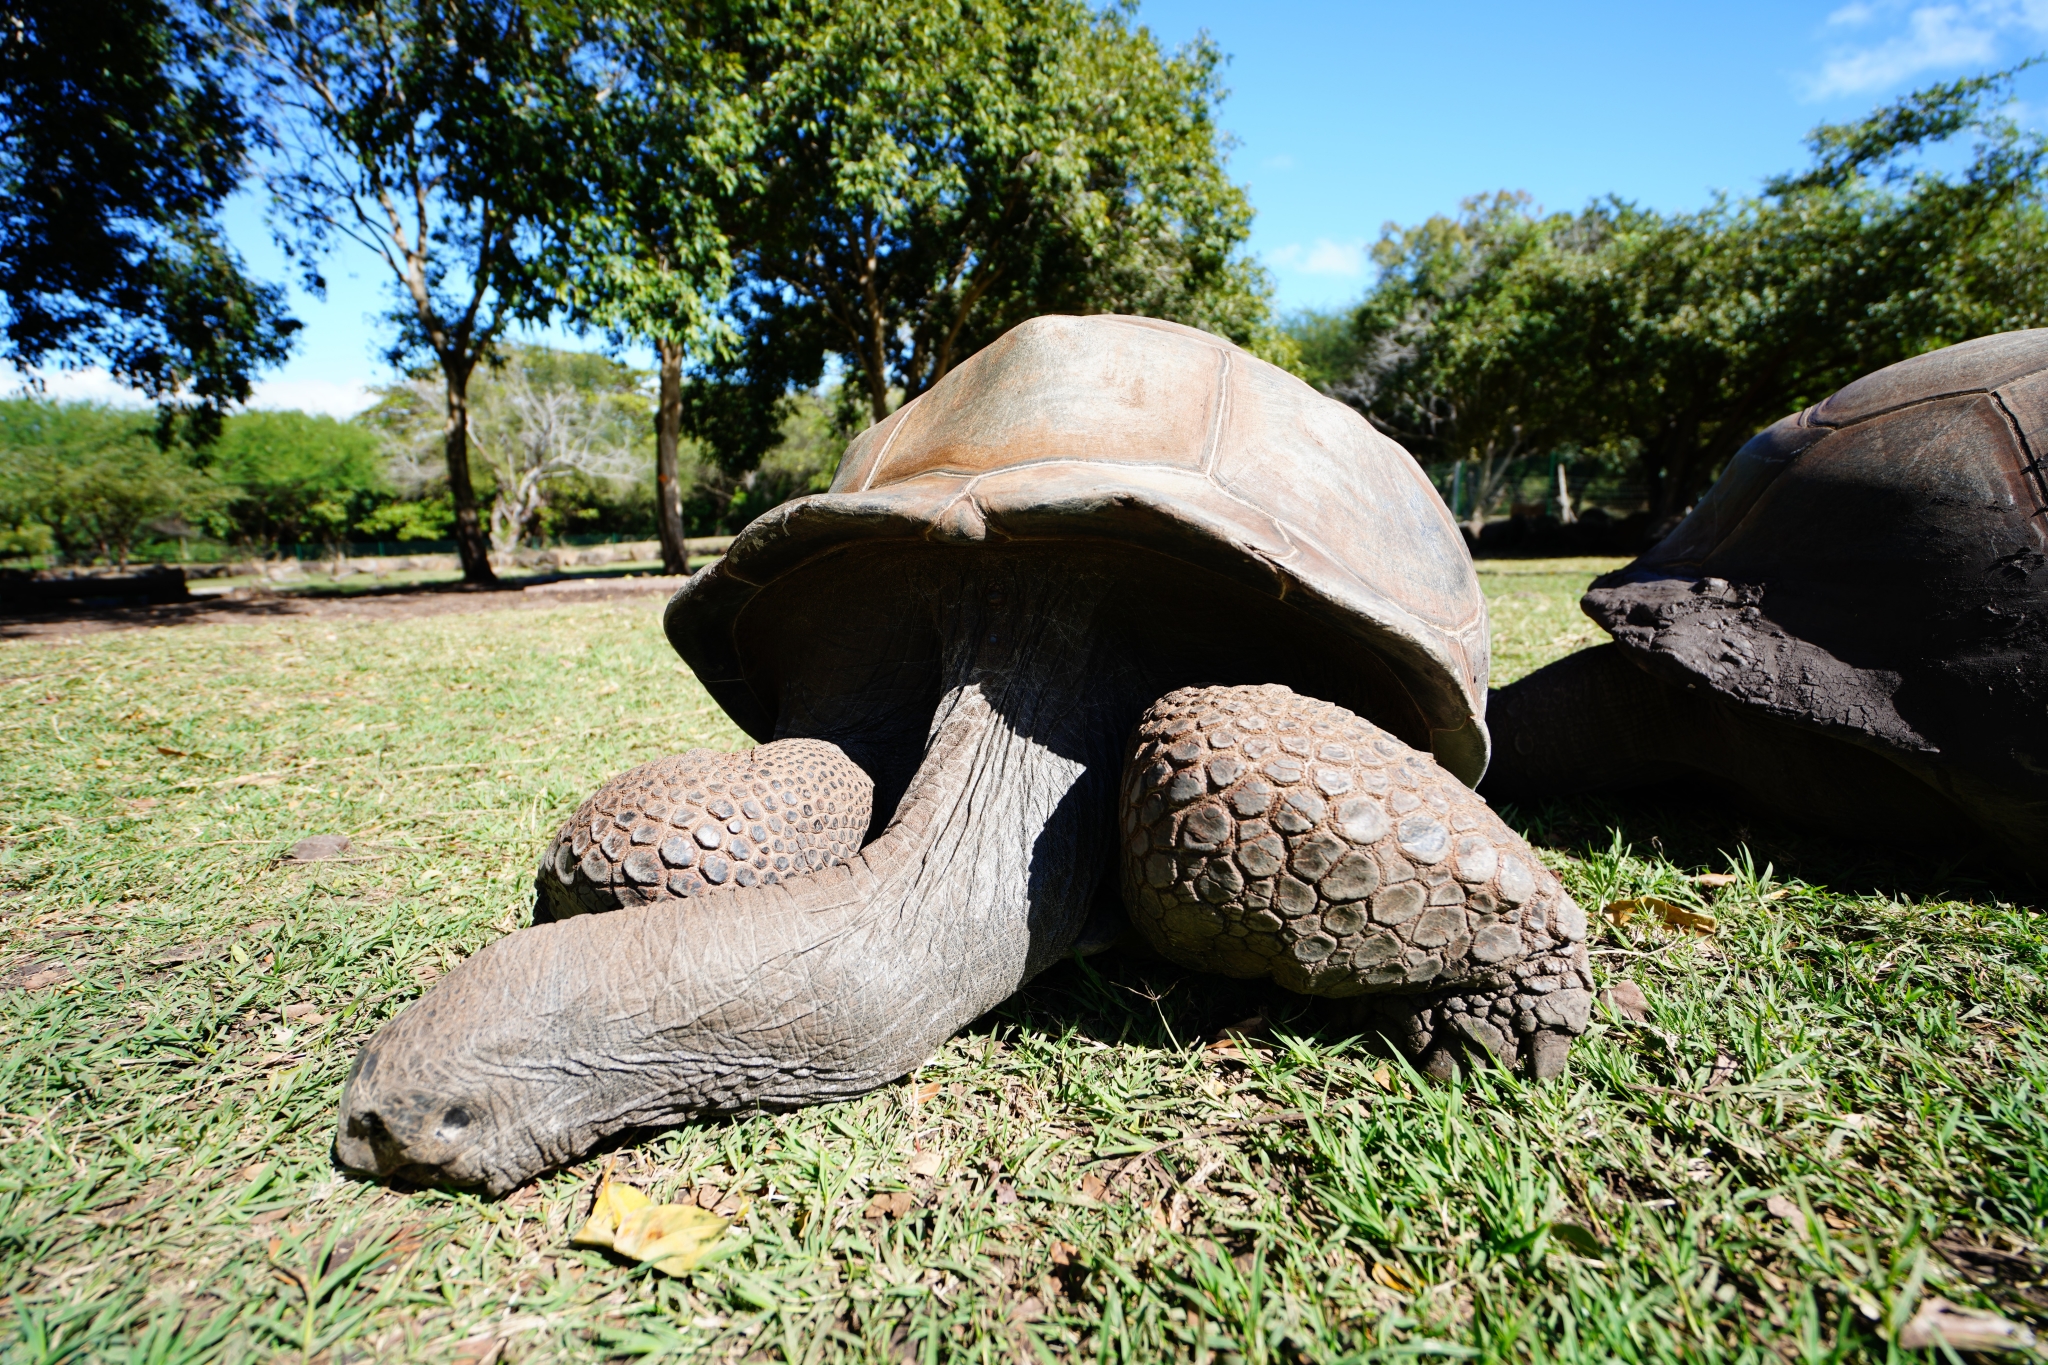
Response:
[1583, 330, 2048, 831]
[665, 315, 1493, 783]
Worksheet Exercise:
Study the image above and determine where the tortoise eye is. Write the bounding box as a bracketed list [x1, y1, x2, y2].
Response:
[436, 1106, 472, 1141]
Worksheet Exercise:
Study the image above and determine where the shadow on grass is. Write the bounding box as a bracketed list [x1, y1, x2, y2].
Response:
[0, 564, 688, 639]
[1501, 785, 2045, 909]
[967, 943, 1402, 1063]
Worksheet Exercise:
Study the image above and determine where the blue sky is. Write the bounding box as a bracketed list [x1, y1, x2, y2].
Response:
[28, 0, 2048, 415]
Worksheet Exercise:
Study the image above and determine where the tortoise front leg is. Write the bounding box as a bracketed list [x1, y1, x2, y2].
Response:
[1120, 684, 1592, 1080]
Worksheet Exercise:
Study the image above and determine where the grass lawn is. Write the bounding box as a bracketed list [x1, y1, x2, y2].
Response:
[3, 558, 2044, 1363]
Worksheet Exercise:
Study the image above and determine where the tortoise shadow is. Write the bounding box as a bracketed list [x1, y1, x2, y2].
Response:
[961, 945, 1404, 1060]
[1496, 787, 2045, 910]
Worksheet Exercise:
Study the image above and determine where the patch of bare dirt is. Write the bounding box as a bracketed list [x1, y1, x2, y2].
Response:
[2, 574, 689, 641]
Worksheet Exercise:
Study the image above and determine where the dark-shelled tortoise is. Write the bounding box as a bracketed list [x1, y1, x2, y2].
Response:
[333, 314, 1591, 1195]
[1486, 330, 2048, 873]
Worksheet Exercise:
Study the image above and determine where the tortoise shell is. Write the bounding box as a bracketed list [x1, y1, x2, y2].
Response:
[1583, 329, 2048, 842]
[667, 314, 1493, 783]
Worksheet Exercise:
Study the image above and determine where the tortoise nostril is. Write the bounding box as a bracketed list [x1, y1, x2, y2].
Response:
[435, 1106, 472, 1142]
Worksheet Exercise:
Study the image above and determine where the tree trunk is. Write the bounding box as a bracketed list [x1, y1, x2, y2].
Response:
[442, 360, 496, 585]
[655, 338, 689, 575]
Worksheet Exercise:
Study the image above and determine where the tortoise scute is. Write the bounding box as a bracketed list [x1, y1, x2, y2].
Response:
[533, 739, 874, 922]
[1120, 684, 1592, 1073]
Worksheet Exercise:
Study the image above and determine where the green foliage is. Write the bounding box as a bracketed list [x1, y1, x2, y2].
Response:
[554, 0, 754, 359]
[0, 0, 297, 426]
[686, 387, 843, 534]
[353, 494, 454, 543]
[0, 399, 222, 565]
[1336, 68, 2048, 520]
[206, 409, 386, 551]
[1276, 308, 1362, 392]
[694, 0, 1277, 468]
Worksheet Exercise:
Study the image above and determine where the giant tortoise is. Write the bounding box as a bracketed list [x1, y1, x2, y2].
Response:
[332, 315, 1593, 1194]
[1485, 330, 2048, 873]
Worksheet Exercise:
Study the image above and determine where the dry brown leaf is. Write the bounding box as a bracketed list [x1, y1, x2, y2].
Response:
[1761, 888, 1790, 901]
[1368, 1065, 1395, 1090]
[568, 1162, 650, 1250]
[14, 965, 71, 991]
[863, 1190, 914, 1220]
[1600, 981, 1651, 1022]
[1898, 1296, 2039, 1352]
[1693, 873, 1738, 888]
[1603, 897, 1716, 934]
[614, 1202, 728, 1273]
[1707, 1053, 1740, 1089]
[1765, 1194, 1800, 1222]
[1078, 1173, 1108, 1202]
[450, 1335, 505, 1365]
[911, 1080, 941, 1104]
[1371, 1262, 1422, 1294]
[906, 1150, 942, 1178]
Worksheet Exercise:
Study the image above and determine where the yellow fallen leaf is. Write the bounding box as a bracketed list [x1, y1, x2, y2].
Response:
[1371, 1262, 1422, 1294]
[1369, 1065, 1394, 1091]
[569, 1162, 651, 1250]
[614, 1202, 729, 1274]
[1602, 897, 1716, 934]
[1693, 873, 1737, 888]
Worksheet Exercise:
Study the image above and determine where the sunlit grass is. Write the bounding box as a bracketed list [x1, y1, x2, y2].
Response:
[2, 566, 2041, 1362]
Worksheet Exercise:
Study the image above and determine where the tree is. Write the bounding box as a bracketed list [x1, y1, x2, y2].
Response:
[207, 408, 386, 553]
[700, 0, 1279, 457]
[554, 0, 755, 573]
[367, 346, 646, 551]
[1338, 68, 2048, 522]
[230, 0, 587, 583]
[1339, 192, 1570, 535]
[0, 0, 297, 429]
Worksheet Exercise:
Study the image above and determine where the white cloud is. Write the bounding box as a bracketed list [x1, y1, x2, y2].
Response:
[1808, 1, 2048, 99]
[5, 367, 373, 418]
[1267, 238, 1367, 277]
[246, 376, 375, 418]
[8, 367, 147, 407]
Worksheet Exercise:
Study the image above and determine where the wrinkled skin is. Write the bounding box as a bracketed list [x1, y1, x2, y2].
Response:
[334, 550, 1588, 1194]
